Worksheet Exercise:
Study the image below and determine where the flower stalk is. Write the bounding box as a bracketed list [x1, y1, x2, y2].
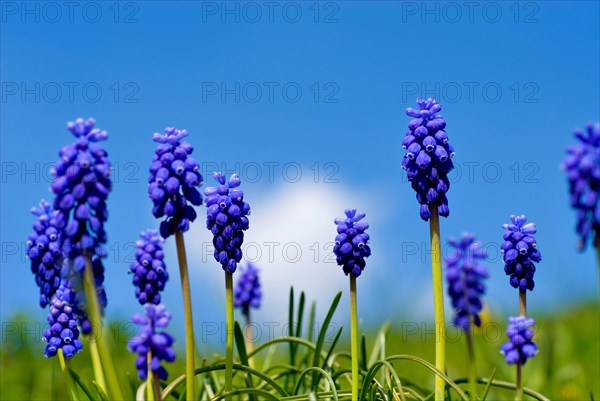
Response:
[465, 329, 477, 401]
[225, 271, 234, 392]
[58, 349, 79, 401]
[429, 206, 446, 401]
[88, 337, 107, 393]
[349, 275, 359, 401]
[174, 229, 196, 401]
[82, 256, 124, 400]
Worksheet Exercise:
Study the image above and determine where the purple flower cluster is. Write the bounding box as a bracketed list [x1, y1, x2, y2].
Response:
[500, 316, 538, 366]
[50, 118, 111, 259]
[501, 215, 541, 291]
[42, 285, 83, 359]
[234, 263, 262, 316]
[444, 233, 489, 331]
[130, 230, 169, 305]
[401, 98, 455, 221]
[148, 128, 203, 239]
[128, 304, 176, 380]
[205, 173, 250, 274]
[562, 122, 600, 249]
[27, 200, 63, 308]
[333, 209, 371, 277]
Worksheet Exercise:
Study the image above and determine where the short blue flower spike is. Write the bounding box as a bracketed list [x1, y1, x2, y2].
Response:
[333, 209, 371, 277]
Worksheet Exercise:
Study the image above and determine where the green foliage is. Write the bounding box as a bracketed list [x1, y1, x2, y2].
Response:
[1, 301, 598, 400]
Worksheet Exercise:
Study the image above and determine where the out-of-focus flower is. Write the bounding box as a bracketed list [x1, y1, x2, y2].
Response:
[500, 316, 538, 366]
[444, 233, 488, 331]
[128, 304, 176, 380]
[233, 263, 262, 316]
[562, 122, 600, 249]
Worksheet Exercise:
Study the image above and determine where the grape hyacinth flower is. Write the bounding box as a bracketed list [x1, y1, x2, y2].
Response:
[130, 230, 169, 305]
[51, 117, 111, 259]
[562, 122, 600, 250]
[49, 118, 110, 316]
[444, 233, 489, 331]
[42, 284, 83, 359]
[333, 209, 371, 277]
[204, 172, 250, 274]
[333, 208, 370, 401]
[402, 98, 455, 221]
[233, 262, 262, 317]
[50, 118, 123, 399]
[27, 200, 63, 308]
[501, 215, 542, 292]
[129, 304, 176, 380]
[148, 127, 203, 239]
[501, 316, 538, 366]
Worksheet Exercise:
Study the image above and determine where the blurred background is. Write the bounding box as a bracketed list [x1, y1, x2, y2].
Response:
[1, 1, 599, 399]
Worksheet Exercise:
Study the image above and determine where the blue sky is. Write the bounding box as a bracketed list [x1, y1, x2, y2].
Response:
[1, 1, 599, 341]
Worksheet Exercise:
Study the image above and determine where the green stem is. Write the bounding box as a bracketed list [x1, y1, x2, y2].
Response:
[82, 255, 124, 400]
[225, 271, 234, 393]
[147, 351, 155, 401]
[245, 309, 254, 368]
[174, 230, 196, 401]
[153, 372, 162, 401]
[58, 348, 79, 401]
[515, 365, 523, 401]
[516, 290, 527, 401]
[349, 275, 359, 401]
[465, 329, 477, 401]
[88, 335, 107, 393]
[428, 206, 446, 401]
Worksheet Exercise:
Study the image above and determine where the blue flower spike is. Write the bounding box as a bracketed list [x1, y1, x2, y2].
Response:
[402, 98, 455, 221]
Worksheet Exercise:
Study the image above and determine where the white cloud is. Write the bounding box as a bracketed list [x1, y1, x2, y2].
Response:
[184, 181, 382, 324]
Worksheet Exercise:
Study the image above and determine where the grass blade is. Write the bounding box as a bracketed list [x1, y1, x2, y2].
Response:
[68, 368, 98, 401]
[311, 291, 342, 392]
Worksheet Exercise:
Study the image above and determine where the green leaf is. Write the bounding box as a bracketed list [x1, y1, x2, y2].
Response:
[92, 381, 108, 401]
[293, 367, 339, 400]
[296, 291, 306, 339]
[234, 321, 256, 401]
[480, 368, 496, 401]
[68, 368, 98, 401]
[361, 334, 368, 372]
[311, 291, 342, 392]
[385, 355, 468, 400]
[307, 301, 317, 342]
[322, 326, 343, 370]
[289, 287, 296, 365]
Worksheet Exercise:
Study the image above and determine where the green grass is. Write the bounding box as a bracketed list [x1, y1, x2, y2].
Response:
[1, 301, 598, 400]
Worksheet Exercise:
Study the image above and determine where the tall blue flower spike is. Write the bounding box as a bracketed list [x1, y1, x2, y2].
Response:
[333, 209, 371, 277]
[50, 118, 110, 328]
[130, 230, 169, 305]
[27, 200, 63, 308]
[128, 304, 176, 380]
[402, 98, 455, 221]
[562, 122, 600, 249]
[501, 215, 541, 291]
[204, 172, 250, 274]
[501, 316, 538, 366]
[148, 127, 203, 239]
[444, 233, 489, 331]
